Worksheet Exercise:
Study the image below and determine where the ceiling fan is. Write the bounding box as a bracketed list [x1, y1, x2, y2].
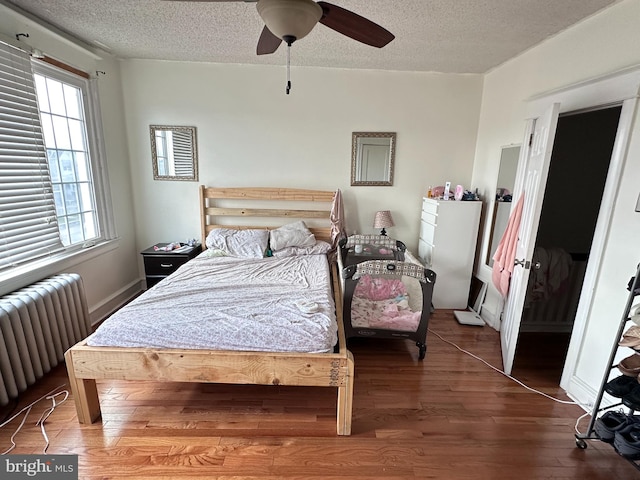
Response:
[168, 0, 395, 93]
[168, 0, 395, 54]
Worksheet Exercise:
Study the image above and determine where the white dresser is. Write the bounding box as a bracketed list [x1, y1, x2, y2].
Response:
[418, 198, 482, 309]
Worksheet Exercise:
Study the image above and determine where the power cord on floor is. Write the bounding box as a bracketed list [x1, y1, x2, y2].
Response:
[427, 327, 593, 434]
[574, 410, 593, 435]
[0, 384, 68, 455]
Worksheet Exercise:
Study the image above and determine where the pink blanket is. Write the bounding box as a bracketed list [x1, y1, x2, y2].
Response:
[354, 275, 406, 301]
[351, 276, 422, 332]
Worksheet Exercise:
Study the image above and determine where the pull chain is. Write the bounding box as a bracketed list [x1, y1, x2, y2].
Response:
[286, 42, 291, 95]
[282, 35, 295, 95]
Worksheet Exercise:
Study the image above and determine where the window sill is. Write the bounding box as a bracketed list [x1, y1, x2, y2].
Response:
[0, 238, 120, 297]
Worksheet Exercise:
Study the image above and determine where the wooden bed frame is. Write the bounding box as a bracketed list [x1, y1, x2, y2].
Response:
[64, 186, 354, 435]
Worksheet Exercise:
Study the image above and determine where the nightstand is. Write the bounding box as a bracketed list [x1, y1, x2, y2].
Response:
[141, 243, 202, 289]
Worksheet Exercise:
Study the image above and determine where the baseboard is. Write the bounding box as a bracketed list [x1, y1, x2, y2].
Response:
[479, 287, 503, 331]
[89, 278, 144, 326]
[565, 374, 613, 414]
[480, 308, 500, 331]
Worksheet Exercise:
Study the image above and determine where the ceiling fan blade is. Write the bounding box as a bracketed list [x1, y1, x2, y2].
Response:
[257, 25, 283, 55]
[317, 1, 394, 48]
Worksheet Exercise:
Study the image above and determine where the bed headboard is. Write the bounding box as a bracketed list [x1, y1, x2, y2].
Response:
[199, 186, 336, 248]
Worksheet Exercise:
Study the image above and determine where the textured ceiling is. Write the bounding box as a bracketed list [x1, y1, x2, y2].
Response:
[3, 0, 620, 74]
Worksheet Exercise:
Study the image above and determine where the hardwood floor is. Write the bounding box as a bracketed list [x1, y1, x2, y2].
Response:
[1, 310, 636, 479]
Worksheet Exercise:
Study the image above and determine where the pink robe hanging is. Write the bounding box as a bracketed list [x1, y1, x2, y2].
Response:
[492, 194, 525, 298]
[330, 188, 345, 247]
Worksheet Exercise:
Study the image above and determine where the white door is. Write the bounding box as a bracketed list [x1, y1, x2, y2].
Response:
[500, 103, 560, 374]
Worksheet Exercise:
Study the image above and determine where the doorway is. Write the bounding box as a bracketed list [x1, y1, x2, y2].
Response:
[511, 105, 622, 383]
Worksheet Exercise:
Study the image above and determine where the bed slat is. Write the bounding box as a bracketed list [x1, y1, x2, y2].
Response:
[205, 207, 330, 219]
[202, 187, 335, 203]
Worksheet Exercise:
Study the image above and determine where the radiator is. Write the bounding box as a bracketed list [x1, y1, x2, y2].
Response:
[520, 259, 587, 333]
[0, 273, 90, 407]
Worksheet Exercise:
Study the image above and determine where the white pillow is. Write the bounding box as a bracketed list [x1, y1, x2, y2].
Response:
[270, 221, 316, 251]
[205, 228, 269, 258]
[271, 240, 331, 257]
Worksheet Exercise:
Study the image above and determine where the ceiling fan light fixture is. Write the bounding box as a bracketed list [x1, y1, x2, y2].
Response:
[257, 0, 322, 42]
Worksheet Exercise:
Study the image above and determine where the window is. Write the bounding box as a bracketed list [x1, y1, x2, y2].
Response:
[154, 129, 171, 176]
[33, 71, 98, 246]
[0, 41, 114, 275]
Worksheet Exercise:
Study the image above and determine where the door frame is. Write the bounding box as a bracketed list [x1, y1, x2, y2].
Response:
[521, 68, 640, 399]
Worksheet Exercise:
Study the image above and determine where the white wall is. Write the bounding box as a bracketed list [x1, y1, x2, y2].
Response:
[120, 61, 483, 254]
[471, 0, 640, 401]
[0, 4, 140, 321]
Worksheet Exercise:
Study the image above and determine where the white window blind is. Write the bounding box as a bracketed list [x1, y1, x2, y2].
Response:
[0, 42, 64, 270]
[171, 130, 194, 177]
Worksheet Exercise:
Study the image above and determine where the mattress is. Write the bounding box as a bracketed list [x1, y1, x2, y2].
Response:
[87, 253, 338, 353]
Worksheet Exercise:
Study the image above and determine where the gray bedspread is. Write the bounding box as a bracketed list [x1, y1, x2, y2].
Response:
[87, 253, 338, 353]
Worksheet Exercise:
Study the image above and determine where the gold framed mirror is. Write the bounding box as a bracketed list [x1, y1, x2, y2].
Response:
[150, 125, 198, 181]
[351, 132, 396, 186]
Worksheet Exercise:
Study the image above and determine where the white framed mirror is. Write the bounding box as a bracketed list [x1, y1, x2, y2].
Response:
[486, 144, 520, 266]
[351, 132, 396, 186]
[150, 125, 198, 181]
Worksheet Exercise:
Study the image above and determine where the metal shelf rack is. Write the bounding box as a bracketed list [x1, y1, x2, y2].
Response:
[575, 262, 640, 470]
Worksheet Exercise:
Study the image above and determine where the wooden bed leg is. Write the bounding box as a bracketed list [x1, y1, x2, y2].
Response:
[336, 351, 354, 435]
[64, 350, 101, 424]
